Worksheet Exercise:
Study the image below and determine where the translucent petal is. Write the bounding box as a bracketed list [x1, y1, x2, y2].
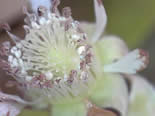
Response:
[92, 0, 107, 43]
[0, 102, 23, 116]
[80, 22, 95, 39]
[0, 91, 32, 105]
[0, 91, 29, 116]
[104, 49, 149, 74]
[128, 75, 155, 116]
[94, 36, 128, 66]
[89, 73, 129, 116]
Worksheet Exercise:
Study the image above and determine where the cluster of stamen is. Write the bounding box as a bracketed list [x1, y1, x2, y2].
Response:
[0, 0, 93, 102]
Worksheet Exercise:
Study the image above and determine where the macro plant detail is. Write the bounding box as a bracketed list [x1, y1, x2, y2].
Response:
[0, 0, 154, 116]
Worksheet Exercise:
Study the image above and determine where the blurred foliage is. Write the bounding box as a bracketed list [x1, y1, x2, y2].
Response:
[105, 0, 155, 48]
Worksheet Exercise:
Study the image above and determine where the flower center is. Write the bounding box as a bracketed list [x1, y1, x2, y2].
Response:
[0, 4, 93, 104]
[48, 46, 80, 76]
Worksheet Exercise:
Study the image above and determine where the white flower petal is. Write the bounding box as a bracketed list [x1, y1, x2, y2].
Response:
[127, 75, 155, 116]
[0, 91, 35, 105]
[103, 49, 149, 74]
[0, 91, 30, 116]
[92, 0, 107, 43]
[0, 102, 23, 116]
[89, 73, 129, 116]
[0, 91, 43, 115]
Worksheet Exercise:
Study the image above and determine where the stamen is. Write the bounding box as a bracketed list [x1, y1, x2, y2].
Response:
[25, 76, 33, 82]
[29, 0, 52, 14]
[23, 25, 30, 33]
[7, 31, 21, 44]
[0, 41, 11, 56]
[37, 6, 47, 16]
[78, 46, 86, 55]
[0, 1, 93, 103]
[62, 7, 72, 18]
[52, 0, 60, 14]
[45, 72, 53, 80]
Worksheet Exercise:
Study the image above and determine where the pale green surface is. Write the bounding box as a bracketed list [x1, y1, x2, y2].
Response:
[88, 73, 127, 108]
[48, 45, 80, 75]
[128, 94, 155, 116]
[52, 102, 86, 116]
[94, 37, 128, 66]
[128, 76, 155, 116]
[129, 94, 149, 114]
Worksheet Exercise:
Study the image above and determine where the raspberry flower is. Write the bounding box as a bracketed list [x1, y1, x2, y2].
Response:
[0, 0, 153, 116]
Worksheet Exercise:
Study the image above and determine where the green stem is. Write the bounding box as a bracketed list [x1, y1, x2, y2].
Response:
[51, 102, 87, 116]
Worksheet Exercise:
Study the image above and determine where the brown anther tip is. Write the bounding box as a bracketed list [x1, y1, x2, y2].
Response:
[53, 0, 60, 6]
[37, 6, 47, 16]
[62, 7, 72, 18]
[139, 49, 149, 68]
[87, 104, 117, 116]
[52, 0, 60, 12]
[139, 49, 149, 59]
[67, 70, 77, 84]
[0, 23, 11, 31]
[97, 0, 103, 6]
[55, 78, 61, 84]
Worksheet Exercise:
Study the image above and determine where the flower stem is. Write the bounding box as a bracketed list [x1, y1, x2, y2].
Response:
[51, 102, 87, 116]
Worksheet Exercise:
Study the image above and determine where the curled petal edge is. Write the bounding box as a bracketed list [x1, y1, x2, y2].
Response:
[92, 0, 107, 43]
[0, 91, 39, 116]
[103, 49, 149, 74]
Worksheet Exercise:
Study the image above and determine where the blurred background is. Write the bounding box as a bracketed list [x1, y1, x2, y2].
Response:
[0, 0, 155, 115]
